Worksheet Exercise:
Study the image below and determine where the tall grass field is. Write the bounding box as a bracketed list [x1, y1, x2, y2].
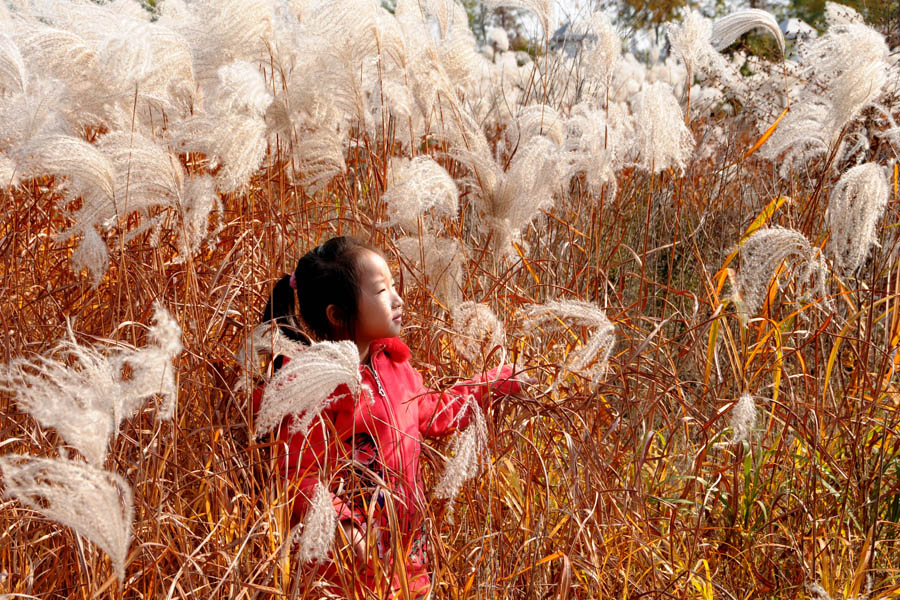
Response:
[1, 0, 900, 598]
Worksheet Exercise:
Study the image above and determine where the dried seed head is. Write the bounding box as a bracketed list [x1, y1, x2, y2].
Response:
[825, 163, 889, 275]
[451, 302, 505, 363]
[382, 156, 459, 231]
[729, 393, 757, 444]
[519, 300, 615, 386]
[732, 226, 827, 324]
[0, 455, 133, 581]
[254, 340, 360, 437]
[434, 396, 488, 500]
[293, 481, 337, 563]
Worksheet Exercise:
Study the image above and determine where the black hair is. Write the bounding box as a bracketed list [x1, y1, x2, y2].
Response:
[261, 236, 378, 343]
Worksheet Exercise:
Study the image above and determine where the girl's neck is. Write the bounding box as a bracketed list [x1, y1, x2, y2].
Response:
[357, 340, 372, 365]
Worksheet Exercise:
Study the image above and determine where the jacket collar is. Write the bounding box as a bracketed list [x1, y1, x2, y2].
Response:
[369, 337, 411, 363]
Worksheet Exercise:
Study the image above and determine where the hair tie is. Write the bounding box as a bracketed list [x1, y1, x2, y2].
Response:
[289, 272, 297, 290]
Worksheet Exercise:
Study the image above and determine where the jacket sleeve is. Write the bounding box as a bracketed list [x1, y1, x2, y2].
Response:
[417, 365, 522, 437]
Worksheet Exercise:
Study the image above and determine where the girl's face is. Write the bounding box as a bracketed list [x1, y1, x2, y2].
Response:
[352, 250, 403, 353]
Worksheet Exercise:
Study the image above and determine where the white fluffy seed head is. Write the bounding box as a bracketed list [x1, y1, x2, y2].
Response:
[630, 81, 694, 174]
[0, 305, 182, 465]
[486, 26, 509, 52]
[254, 340, 360, 437]
[732, 226, 828, 324]
[826, 163, 890, 275]
[396, 234, 465, 308]
[434, 396, 488, 500]
[450, 302, 506, 363]
[729, 393, 757, 444]
[519, 300, 615, 386]
[382, 155, 459, 230]
[0, 455, 133, 581]
[293, 481, 337, 563]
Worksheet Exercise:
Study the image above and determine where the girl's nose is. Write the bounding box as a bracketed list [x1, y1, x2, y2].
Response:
[392, 290, 403, 308]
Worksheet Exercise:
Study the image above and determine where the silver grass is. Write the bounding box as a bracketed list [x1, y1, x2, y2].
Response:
[487, 26, 509, 52]
[382, 156, 459, 230]
[579, 12, 621, 89]
[255, 340, 361, 437]
[519, 300, 615, 385]
[0, 303, 182, 465]
[12, 134, 114, 203]
[293, 481, 337, 563]
[288, 129, 348, 194]
[732, 226, 828, 323]
[514, 104, 566, 147]
[210, 61, 272, 118]
[761, 21, 888, 173]
[729, 393, 757, 444]
[0, 32, 26, 93]
[396, 234, 465, 308]
[450, 302, 506, 363]
[710, 9, 784, 54]
[0, 455, 133, 581]
[0, 153, 18, 187]
[170, 112, 268, 194]
[175, 175, 222, 263]
[70, 227, 109, 288]
[565, 102, 628, 199]
[165, 0, 275, 84]
[434, 396, 488, 500]
[825, 162, 890, 275]
[630, 81, 694, 174]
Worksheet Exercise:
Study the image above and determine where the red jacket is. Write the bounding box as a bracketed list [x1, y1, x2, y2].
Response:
[252, 337, 520, 593]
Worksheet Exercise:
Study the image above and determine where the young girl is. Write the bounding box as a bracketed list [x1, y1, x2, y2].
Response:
[252, 236, 523, 598]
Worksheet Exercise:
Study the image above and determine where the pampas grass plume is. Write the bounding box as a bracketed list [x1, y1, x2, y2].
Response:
[254, 340, 361, 437]
[434, 397, 488, 500]
[729, 393, 757, 444]
[826, 163, 889, 275]
[293, 481, 337, 563]
[451, 302, 506, 362]
[0, 455, 133, 581]
[382, 156, 459, 230]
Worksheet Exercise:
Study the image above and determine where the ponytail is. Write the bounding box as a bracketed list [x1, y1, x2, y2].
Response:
[261, 273, 310, 343]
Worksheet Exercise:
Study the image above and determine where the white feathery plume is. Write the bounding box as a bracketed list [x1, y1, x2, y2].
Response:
[70, 227, 109, 288]
[114, 303, 183, 421]
[255, 340, 360, 437]
[760, 20, 889, 173]
[0, 455, 133, 581]
[292, 481, 337, 563]
[729, 393, 757, 444]
[451, 302, 506, 363]
[487, 26, 509, 52]
[825, 162, 890, 275]
[382, 156, 459, 230]
[288, 129, 348, 195]
[519, 300, 615, 385]
[710, 9, 784, 54]
[210, 61, 272, 118]
[0, 31, 27, 94]
[169, 111, 268, 194]
[665, 11, 748, 102]
[514, 104, 566, 147]
[12, 134, 114, 203]
[396, 234, 465, 308]
[0, 303, 182, 465]
[731, 226, 828, 323]
[578, 12, 621, 89]
[164, 0, 275, 84]
[434, 396, 488, 500]
[175, 174, 222, 263]
[630, 81, 694, 173]
[0, 153, 18, 187]
[824, 1, 865, 26]
[565, 102, 628, 199]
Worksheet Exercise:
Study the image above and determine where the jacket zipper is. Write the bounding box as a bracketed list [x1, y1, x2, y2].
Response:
[366, 363, 387, 398]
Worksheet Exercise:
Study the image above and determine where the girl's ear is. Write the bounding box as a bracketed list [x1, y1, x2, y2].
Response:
[325, 304, 345, 329]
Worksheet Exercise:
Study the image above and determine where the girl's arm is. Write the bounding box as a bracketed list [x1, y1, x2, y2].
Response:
[417, 364, 523, 437]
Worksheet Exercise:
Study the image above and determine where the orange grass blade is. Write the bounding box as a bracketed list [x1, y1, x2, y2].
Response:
[743, 106, 789, 160]
[513, 241, 541, 286]
[498, 551, 564, 581]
